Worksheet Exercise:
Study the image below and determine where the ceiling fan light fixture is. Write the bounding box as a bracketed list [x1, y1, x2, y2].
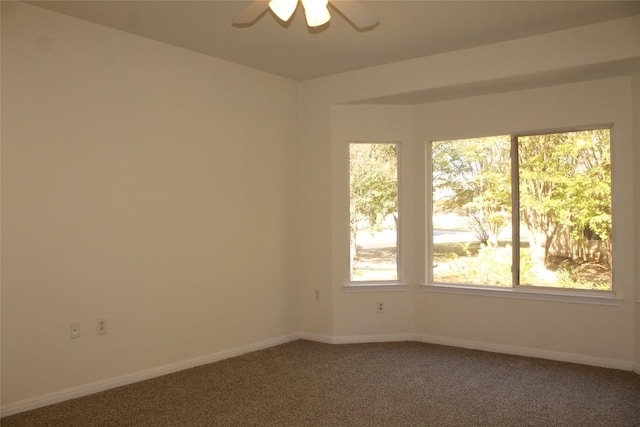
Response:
[302, 0, 330, 27]
[269, 0, 298, 22]
[233, 0, 378, 30]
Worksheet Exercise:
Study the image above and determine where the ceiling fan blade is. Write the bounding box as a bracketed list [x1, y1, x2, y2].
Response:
[330, 1, 379, 29]
[232, 0, 270, 25]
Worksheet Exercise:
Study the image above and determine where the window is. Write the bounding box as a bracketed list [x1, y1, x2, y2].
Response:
[349, 142, 399, 282]
[429, 128, 612, 291]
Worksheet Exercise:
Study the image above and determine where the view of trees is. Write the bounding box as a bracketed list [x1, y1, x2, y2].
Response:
[432, 136, 511, 247]
[347, 129, 612, 290]
[518, 130, 612, 280]
[432, 129, 612, 290]
[349, 143, 398, 281]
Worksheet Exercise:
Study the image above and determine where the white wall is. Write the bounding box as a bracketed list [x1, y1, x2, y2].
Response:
[331, 106, 417, 338]
[327, 78, 636, 364]
[634, 72, 640, 373]
[299, 15, 640, 365]
[3, 1, 640, 417]
[415, 77, 635, 363]
[1, 2, 299, 408]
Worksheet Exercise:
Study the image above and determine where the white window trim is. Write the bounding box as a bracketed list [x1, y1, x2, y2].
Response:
[344, 282, 410, 292]
[347, 141, 403, 285]
[420, 283, 622, 306]
[427, 126, 616, 296]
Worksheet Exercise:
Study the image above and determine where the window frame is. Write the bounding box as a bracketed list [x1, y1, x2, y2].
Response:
[424, 125, 619, 304]
[346, 140, 404, 288]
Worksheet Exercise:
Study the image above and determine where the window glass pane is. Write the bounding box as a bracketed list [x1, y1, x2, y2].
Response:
[349, 143, 399, 281]
[517, 129, 612, 291]
[431, 136, 512, 286]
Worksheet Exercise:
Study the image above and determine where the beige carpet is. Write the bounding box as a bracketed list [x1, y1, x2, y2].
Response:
[3, 340, 640, 426]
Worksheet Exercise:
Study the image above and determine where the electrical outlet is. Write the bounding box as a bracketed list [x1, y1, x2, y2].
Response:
[70, 322, 80, 339]
[314, 289, 320, 301]
[377, 302, 385, 313]
[96, 318, 107, 335]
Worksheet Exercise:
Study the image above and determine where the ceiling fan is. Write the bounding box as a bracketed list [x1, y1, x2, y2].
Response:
[232, 0, 379, 30]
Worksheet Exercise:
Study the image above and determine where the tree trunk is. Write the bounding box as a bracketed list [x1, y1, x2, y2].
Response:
[528, 230, 547, 270]
[350, 225, 359, 266]
[393, 214, 399, 265]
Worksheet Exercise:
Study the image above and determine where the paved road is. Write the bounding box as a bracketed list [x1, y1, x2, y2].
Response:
[357, 229, 478, 249]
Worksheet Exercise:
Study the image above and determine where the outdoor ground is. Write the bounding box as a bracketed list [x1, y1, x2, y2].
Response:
[354, 243, 611, 290]
[352, 213, 611, 290]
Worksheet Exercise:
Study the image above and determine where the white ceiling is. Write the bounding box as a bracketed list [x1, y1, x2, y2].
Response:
[27, 1, 640, 81]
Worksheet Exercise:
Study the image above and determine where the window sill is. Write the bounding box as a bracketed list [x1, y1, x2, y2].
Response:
[344, 282, 410, 292]
[420, 283, 622, 306]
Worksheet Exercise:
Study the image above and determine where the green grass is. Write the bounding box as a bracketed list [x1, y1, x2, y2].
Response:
[433, 240, 526, 262]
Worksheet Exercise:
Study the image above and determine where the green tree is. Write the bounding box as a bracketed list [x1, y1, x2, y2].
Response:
[432, 136, 511, 245]
[567, 129, 612, 266]
[433, 130, 611, 285]
[518, 130, 611, 271]
[349, 143, 398, 264]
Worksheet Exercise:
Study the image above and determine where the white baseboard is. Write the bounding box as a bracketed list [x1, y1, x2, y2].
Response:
[300, 332, 414, 344]
[331, 333, 415, 344]
[3, 331, 635, 417]
[415, 333, 634, 371]
[299, 332, 334, 344]
[302, 331, 634, 371]
[1, 333, 301, 418]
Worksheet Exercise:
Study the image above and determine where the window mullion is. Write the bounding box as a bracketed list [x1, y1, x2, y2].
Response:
[511, 135, 520, 288]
